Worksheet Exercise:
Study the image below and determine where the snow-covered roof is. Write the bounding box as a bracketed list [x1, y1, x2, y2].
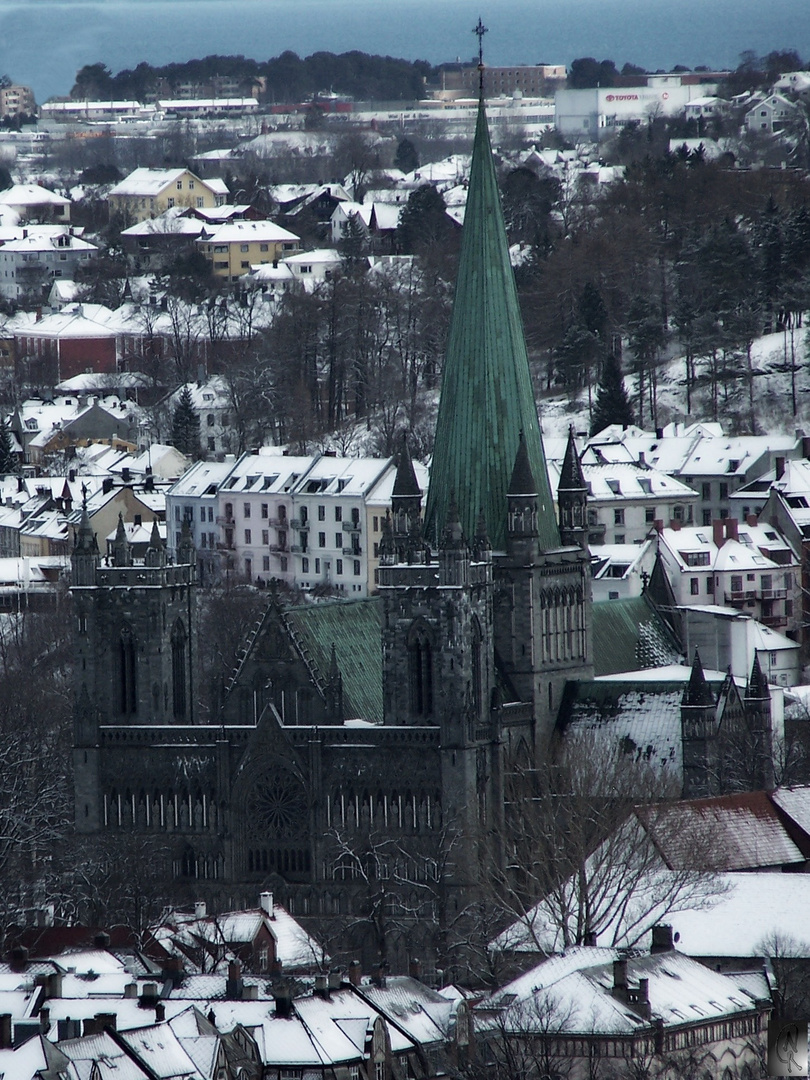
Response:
[0, 183, 70, 208]
[476, 949, 763, 1037]
[109, 168, 196, 197]
[0, 231, 96, 255]
[201, 219, 300, 245]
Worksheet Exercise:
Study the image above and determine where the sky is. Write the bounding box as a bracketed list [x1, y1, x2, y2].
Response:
[1, 0, 809, 103]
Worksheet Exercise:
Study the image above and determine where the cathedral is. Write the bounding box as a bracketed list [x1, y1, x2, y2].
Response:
[70, 99, 771, 968]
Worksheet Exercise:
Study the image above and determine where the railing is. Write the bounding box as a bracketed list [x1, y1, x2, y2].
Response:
[215, 515, 234, 526]
[268, 542, 289, 553]
[343, 546, 362, 557]
[760, 588, 788, 600]
[290, 518, 309, 530]
[342, 520, 362, 532]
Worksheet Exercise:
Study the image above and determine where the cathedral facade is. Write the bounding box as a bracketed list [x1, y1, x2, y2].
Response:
[70, 101, 593, 967]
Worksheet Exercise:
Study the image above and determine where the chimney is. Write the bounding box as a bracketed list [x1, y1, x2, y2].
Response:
[747, 513, 758, 527]
[314, 974, 329, 999]
[653, 518, 664, 534]
[94, 932, 111, 948]
[348, 960, 362, 987]
[725, 517, 738, 541]
[123, 983, 138, 999]
[408, 958, 422, 981]
[68, 468, 76, 483]
[39, 1006, 49, 1034]
[0, 1015, 10, 1049]
[655, 427, 664, 440]
[328, 969, 342, 991]
[371, 963, 387, 989]
[776, 456, 786, 480]
[161, 956, 183, 986]
[45, 972, 63, 1000]
[632, 978, 651, 1019]
[273, 981, 294, 1019]
[259, 891, 274, 917]
[57, 1018, 80, 1040]
[10, 946, 28, 971]
[584, 930, 597, 947]
[154, 1002, 165, 1022]
[139, 982, 159, 1008]
[651, 924, 674, 953]
[194, 900, 207, 919]
[121, 466, 131, 484]
[803, 436, 810, 461]
[226, 960, 243, 1000]
[612, 959, 628, 995]
[95, 1013, 117, 1031]
[638, 451, 646, 466]
[102, 477, 113, 494]
[712, 519, 725, 549]
[669, 519, 681, 531]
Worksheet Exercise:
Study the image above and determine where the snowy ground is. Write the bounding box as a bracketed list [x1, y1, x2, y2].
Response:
[538, 330, 810, 440]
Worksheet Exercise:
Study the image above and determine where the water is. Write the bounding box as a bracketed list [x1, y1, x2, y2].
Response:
[1, 0, 808, 104]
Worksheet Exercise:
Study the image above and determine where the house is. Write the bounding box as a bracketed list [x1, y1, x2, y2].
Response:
[149, 892, 325, 975]
[196, 219, 300, 282]
[590, 539, 656, 602]
[108, 169, 228, 225]
[475, 946, 769, 1079]
[12, 302, 117, 379]
[682, 604, 801, 687]
[120, 204, 258, 269]
[745, 92, 800, 133]
[66, 478, 164, 553]
[654, 518, 801, 641]
[0, 184, 70, 224]
[0, 229, 97, 301]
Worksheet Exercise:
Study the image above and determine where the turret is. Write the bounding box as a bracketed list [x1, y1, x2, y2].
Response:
[439, 495, 469, 586]
[391, 433, 426, 564]
[145, 519, 166, 568]
[111, 513, 131, 567]
[177, 514, 196, 568]
[506, 433, 538, 561]
[71, 504, 100, 586]
[681, 649, 718, 798]
[558, 426, 588, 550]
[745, 653, 774, 789]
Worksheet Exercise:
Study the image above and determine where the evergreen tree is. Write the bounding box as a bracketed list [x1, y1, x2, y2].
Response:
[394, 138, 419, 174]
[590, 353, 634, 436]
[0, 420, 16, 475]
[171, 387, 200, 459]
[396, 184, 452, 254]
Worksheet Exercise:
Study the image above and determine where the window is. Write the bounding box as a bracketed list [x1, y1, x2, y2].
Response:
[176, 180, 183, 190]
[702, 482, 711, 500]
[207, 413, 215, 426]
[189, 179, 195, 190]
[208, 437, 215, 451]
[719, 482, 729, 500]
[335, 506, 343, 521]
[260, 243, 269, 252]
[319, 532, 326, 548]
[243, 503, 251, 518]
[171, 620, 187, 719]
[645, 507, 656, 523]
[613, 508, 624, 526]
[335, 533, 342, 548]
[167, 197, 175, 208]
[208, 507, 213, 522]
[302, 557, 309, 573]
[373, 516, 379, 531]
[196, 197, 204, 208]
[315, 558, 320, 573]
[261, 503, 268, 518]
[280, 556, 288, 572]
[244, 529, 251, 544]
[707, 576, 714, 594]
[354, 560, 361, 576]
[703, 510, 712, 526]
[690, 578, 699, 595]
[318, 505, 325, 521]
[240, 244, 249, 252]
[262, 556, 270, 571]
[262, 530, 269, 545]
[730, 575, 743, 593]
[336, 558, 343, 574]
[300, 506, 308, 524]
[200, 508, 206, 522]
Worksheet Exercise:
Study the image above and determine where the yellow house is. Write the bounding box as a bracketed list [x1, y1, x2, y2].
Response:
[197, 220, 301, 281]
[108, 168, 229, 224]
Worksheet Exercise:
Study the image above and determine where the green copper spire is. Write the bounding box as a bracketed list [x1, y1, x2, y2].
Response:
[424, 101, 558, 551]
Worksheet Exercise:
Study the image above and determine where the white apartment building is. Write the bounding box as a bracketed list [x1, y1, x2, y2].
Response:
[656, 518, 800, 640]
[166, 450, 404, 596]
[0, 229, 97, 299]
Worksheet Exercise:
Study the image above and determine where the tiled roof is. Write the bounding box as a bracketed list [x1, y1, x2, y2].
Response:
[637, 792, 806, 871]
[592, 596, 680, 676]
[286, 598, 383, 722]
[424, 101, 558, 551]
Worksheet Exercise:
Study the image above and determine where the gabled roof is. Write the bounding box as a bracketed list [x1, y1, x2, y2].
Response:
[424, 101, 557, 551]
[285, 598, 383, 722]
[591, 594, 680, 676]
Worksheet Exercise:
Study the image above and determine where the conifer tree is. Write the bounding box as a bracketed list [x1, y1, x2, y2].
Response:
[0, 420, 16, 474]
[590, 353, 635, 436]
[394, 137, 419, 174]
[171, 387, 200, 459]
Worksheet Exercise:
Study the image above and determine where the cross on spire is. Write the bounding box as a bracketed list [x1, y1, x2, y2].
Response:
[473, 17, 488, 97]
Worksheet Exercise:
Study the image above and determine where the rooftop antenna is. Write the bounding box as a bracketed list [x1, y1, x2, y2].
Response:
[473, 17, 488, 99]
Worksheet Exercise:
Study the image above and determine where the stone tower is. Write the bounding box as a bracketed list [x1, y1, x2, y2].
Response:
[71, 511, 198, 833]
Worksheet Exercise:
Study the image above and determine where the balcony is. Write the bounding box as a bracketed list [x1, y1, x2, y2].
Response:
[724, 590, 756, 607]
[342, 520, 362, 532]
[343, 547, 362, 557]
[762, 614, 788, 628]
[268, 517, 288, 528]
[290, 518, 309, 530]
[268, 543, 289, 553]
[759, 588, 788, 600]
[290, 544, 307, 554]
[216, 515, 234, 526]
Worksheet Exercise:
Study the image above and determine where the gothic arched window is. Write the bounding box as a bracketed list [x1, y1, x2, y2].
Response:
[171, 619, 187, 720]
[408, 622, 434, 718]
[118, 625, 137, 716]
[471, 616, 483, 718]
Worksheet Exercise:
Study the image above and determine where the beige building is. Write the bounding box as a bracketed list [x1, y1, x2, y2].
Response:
[107, 168, 228, 224]
[197, 220, 300, 281]
[0, 84, 36, 118]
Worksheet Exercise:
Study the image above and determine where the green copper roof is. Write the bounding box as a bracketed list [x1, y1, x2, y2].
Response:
[286, 598, 383, 722]
[424, 101, 558, 551]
